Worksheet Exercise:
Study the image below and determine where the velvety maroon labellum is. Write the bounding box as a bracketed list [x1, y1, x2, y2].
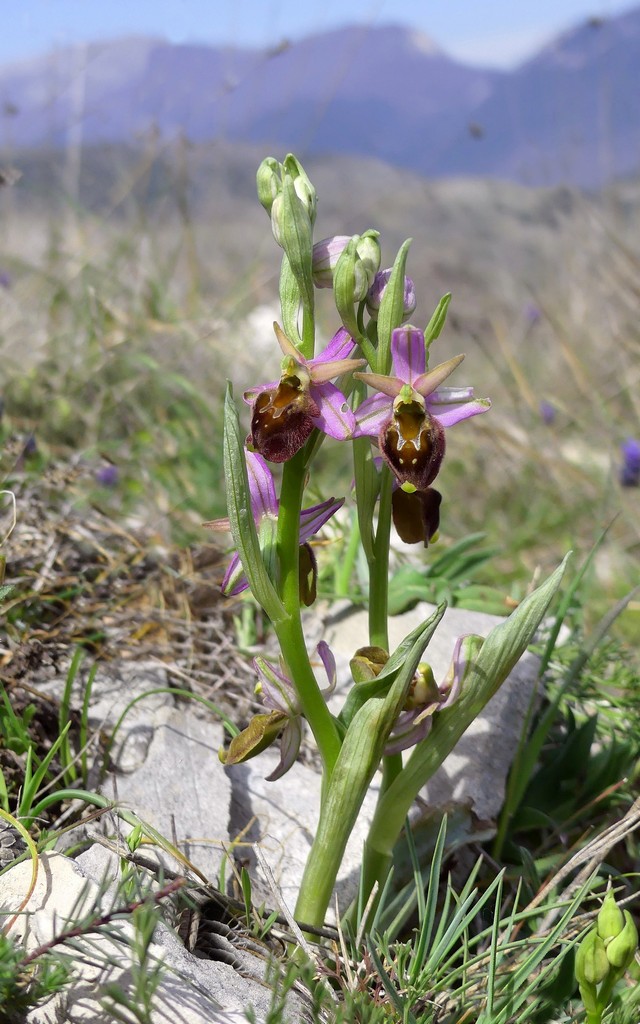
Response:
[380, 405, 446, 490]
[392, 487, 442, 546]
[250, 379, 320, 462]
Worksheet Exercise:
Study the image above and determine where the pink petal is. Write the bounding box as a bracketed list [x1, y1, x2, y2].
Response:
[352, 392, 392, 438]
[391, 326, 427, 384]
[427, 385, 476, 405]
[246, 451, 278, 518]
[310, 357, 366, 385]
[299, 496, 343, 544]
[310, 381, 358, 439]
[432, 399, 491, 427]
[439, 635, 478, 709]
[385, 711, 433, 756]
[266, 718, 303, 781]
[412, 354, 465, 398]
[353, 371, 404, 399]
[254, 655, 298, 713]
[311, 326, 356, 364]
[221, 553, 249, 596]
[315, 640, 337, 694]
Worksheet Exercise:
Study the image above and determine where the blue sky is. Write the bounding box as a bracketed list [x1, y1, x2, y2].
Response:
[1, 0, 635, 69]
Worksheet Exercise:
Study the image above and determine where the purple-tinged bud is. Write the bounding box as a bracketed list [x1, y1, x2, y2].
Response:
[620, 438, 640, 487]
[312, 236, 351, 288]
[366, 268, 416, 321]
[313, 231, 381, 296]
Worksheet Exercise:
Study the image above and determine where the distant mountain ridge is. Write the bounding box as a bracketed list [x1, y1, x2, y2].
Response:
[0, 9, 638, 188]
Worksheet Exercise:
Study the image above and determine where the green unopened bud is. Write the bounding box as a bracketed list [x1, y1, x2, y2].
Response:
[356, 230, 381, 287]
[256, 156, 282, 215]
[576, 929, 610, 987]
[597, 891, 626, 943]
[606, 911, 638, 970]
[282, 154, 317, 225]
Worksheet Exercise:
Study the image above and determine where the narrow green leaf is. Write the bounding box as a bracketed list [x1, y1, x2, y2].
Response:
[424, 292, 452, 348]
[295, 607, 447, 927]
[376, 238, 412, 374]
[363, 555, 571, 875]
[278, 255, 303, 348]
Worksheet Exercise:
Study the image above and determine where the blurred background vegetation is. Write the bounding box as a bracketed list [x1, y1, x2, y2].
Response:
[1, 138, 638, 645]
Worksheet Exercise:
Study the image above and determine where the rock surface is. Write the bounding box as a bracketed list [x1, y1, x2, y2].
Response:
[10, 598, 544, 1016]
[0, 852, 307, 1024]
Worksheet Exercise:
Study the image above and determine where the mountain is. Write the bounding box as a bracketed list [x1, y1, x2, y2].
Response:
[0, 10, 638, 188]
[432, 8, 640, 187]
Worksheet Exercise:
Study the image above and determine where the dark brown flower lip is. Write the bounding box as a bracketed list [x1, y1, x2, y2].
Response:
[249, 383, 320, 463]
[380, 408, 446, 491]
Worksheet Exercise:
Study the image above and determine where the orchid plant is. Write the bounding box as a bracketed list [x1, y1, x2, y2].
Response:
[212, 153, 569, 930]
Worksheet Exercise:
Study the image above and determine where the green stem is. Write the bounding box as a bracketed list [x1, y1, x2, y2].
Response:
[368, 465, 393, 649]
[334, 511, 361, 598]
[276, 450, 341, 777]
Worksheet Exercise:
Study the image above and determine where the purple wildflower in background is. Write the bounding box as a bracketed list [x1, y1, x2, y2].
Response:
[523, 302, 542, 326]
[95, 464, 119, 487]
[0, 270, 11, 289]
[620, 438, 640, 487]
[539, 400, 556, 425]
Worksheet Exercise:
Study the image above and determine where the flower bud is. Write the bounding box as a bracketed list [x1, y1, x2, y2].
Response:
[576, 929, 609, 987]
[597, 891, 625, 943]
[355, 230, 381, 290]
[350, 646, 389, 683]
[282, 153, 317, 225]
[256, 156, 282, 215]
[312, 236, 351, 288]
[366, 268, 416, 321]
[606, 911, 638, 970]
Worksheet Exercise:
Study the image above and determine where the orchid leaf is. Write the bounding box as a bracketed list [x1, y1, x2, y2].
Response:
[339, 604, 446, 728]
[279, 255, 303, 348]
[280, 173, 314, 332]
[376, 238, 412, 375]
[362, 554, 571, 877]
[424, 292, 452, 350]
[296, 603, 447, 926]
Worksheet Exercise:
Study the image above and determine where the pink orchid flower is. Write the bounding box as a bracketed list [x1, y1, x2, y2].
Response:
[244, 323, 365, 462]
